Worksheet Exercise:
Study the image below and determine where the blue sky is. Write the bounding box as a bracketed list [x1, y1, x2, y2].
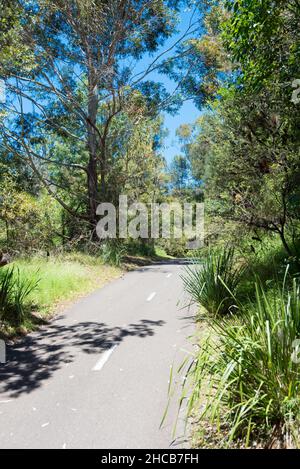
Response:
[158, 7, 201, 165]
[162, 9, 200, 163]
[135, 5, 202, 165]
[161, 6, 201, 164]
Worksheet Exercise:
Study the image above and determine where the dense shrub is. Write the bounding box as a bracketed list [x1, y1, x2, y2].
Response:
[100, 242, 125, 267]
[0, 177, 61, 253]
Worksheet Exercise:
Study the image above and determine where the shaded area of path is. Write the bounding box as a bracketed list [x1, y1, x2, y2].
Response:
[0, 261, 195, 449]
[1, 320, 165, 397]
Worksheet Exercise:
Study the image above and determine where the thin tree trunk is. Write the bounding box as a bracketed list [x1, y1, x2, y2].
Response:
[86, 76, 99, 232]
[278, 228, 293, 257]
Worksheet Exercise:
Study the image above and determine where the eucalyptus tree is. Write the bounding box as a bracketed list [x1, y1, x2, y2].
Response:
[173, 0, 300, 254]
[0, 0, 32, 68]
[0, 0, 193, 234]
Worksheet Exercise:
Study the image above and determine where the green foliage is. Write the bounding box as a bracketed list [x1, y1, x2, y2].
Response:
[100, 242, 126, 267]
[16, 256, 104, 308]
[185, 85, 300, 255]
[183, 274, 300, 447]
[0, 0, 180, 231]
[160, 237, 188, 258]
[169, 155, 191, 190]
[181, 247, 245, 315]
[177, 1, 300, 256]
[0, 176, 62, 253]
[125, 239, 156, 258]
[0, 0, 34, 72]
[244, 236, 300, 286]
[106, 112, 166, 205]
[223, 0, 300, 95]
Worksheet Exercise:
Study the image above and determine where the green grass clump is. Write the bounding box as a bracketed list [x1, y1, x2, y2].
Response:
[181, 247, 245, 316]
[15, 256, 120, 310]
[100, 242, 125, 267]
[182, 273, 300, 448]
[0, 266, 39, 326]
[154, 246, 174, 259]
[18, 260, 93, 308]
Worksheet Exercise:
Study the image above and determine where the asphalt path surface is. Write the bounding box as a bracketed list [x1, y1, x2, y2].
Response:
[0, 260, 196, 449]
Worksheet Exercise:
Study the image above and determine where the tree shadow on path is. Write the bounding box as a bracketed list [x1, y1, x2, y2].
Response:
[0, 319, 165, 397]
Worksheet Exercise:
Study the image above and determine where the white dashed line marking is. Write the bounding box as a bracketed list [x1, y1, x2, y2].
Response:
[166, 273, 172, 278]
[62, 443, 67, 449]
[41, 422, 49, 428]
[92, 345, 117, 371]
[0, 400, 12, 404]
[146, 292, 156, 302]
[180, 348, 191, 354]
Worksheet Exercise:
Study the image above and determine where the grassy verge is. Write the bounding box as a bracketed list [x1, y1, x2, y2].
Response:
[178, 241, 300, 449]
[0, 253, 122, 338]
[0, 245, 175, 339]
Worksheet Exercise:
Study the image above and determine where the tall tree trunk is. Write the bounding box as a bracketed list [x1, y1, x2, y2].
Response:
[100, 145, 106, 198]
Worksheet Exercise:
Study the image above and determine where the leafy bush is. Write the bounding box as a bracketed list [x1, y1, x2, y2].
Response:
[159, 237, 188, 258]
[0, 266, 39, 326]
[125, 239, 156, 257]
[0, 176, 61, 254]
[181, 247, 245, 315]
[182, 274, 300, 448]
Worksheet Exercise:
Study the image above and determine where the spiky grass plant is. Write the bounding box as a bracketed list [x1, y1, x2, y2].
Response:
[181, 247, 245, 316]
